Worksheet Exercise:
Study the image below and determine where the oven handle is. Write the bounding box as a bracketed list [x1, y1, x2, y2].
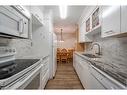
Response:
[17, 65, 42, 89]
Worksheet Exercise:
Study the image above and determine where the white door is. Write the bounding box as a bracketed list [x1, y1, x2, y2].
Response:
[101, 6, 121, 37]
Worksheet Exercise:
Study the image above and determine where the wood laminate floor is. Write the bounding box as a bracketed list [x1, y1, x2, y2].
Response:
[45, 62, 84, 89]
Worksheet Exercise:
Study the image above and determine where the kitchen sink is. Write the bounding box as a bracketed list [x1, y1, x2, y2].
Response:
[82, 53, 101, 58]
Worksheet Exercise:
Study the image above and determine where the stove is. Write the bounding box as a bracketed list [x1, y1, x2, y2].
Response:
[0, 59, 40, 80]
[0, 47, 41, 89]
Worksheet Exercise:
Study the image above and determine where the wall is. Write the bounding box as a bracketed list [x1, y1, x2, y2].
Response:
[56, 32, 76, 49]
[86, 33, 127, 73]
[75, 28, 85, 51]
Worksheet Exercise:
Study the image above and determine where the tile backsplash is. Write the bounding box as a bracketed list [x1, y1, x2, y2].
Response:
[0, 38, 33, 59]
[89, 33, 127, 72]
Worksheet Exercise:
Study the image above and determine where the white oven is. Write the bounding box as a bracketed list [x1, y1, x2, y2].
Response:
[1, 60, 42, 89]
[0, 47, 45, 89]
[0, 6, 29, 38]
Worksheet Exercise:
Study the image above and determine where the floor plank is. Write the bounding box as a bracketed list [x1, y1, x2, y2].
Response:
[45, 62, 84, 89]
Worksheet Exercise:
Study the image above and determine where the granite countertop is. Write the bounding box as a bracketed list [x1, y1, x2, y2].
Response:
[74, 52, 127, 86]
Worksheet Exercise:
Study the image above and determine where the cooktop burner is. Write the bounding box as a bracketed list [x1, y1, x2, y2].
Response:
[0, 59, 40, 80]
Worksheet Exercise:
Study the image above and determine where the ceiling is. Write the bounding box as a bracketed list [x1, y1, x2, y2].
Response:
[43, 6, 85, 34]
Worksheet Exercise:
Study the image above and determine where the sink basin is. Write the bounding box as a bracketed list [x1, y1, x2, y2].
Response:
[82, 53, 101, 58]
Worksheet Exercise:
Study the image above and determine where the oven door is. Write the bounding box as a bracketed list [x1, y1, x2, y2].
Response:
[0, 6, 28, 37]
[2, 64, 42, 89]
[19, 65, 42, 89]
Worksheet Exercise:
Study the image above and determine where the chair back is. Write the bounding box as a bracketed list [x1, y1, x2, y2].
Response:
[61, 48, 67, 59]
[61, 48, 67, 53]
[67, 49, 74, 58]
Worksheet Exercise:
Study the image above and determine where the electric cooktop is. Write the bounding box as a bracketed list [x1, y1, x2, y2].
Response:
[0, 59, 40, 80]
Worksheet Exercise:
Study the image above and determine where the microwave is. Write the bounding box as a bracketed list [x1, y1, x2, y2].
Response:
[0, 6, 30, 38]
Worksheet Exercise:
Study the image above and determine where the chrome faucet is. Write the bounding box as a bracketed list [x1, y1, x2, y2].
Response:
[91, 42, 102, 55]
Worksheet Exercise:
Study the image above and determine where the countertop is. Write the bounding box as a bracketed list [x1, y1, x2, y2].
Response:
[74, 51, 127, 87]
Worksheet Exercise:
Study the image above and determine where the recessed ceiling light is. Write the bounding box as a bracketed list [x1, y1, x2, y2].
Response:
[59, 5, 67, 19]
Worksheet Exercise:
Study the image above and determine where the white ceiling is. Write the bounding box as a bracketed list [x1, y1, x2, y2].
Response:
[43, 6, 85, 34]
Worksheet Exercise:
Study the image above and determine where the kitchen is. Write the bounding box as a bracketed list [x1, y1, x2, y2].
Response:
[0, 5, 127, 90]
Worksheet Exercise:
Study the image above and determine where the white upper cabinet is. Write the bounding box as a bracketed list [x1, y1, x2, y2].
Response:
[78, 21, 92, 43]
[78, 22, 85, 43]
[86, 17, 91, 33]
[78, 6, 97, 43]
[121, 6, 127, 34]
[30, 6, 43, 26]
[85, 7, 101, 36]
[101, 6, 121, 37]
[79, 6, 127, 39]
[92, 7, 100, 29]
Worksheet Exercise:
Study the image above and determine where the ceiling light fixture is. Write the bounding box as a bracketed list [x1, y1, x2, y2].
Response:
[59, 28, 64, 42]
[59, 5, 67, 19]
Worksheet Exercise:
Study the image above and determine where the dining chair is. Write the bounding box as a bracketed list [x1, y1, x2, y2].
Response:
[61, 48, 68, 63]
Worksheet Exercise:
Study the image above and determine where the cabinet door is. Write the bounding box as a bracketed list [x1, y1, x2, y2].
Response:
[80, 59, 91, 88]
[73, 54, 79, 75]
[89, 73, 105, 89]
[79, 24, 85, 43]
[79, 22, 92, 43]
[88, 65, 105, 89]
[78, 25, 82, 42]
[92, 7, 100, 29]
[30, 6, 43, 24]
[101, 6, 121, 37]
[121, 6, 127, 33]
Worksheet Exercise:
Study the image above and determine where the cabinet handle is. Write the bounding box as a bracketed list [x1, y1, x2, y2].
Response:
[105, 30, 114, 34]
[15, 5, 25, 12]
[19, 19, 24, 34]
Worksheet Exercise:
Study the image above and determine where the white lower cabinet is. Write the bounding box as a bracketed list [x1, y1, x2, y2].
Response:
[73, 53, 125, 89]
[89, 65, 105, 89]
[40, 56, 49, 89]
[41, 70, 49, 89]
[88, 72, 105, 89]
[81, 59, 91, 89]
[73, 53, 105, 89]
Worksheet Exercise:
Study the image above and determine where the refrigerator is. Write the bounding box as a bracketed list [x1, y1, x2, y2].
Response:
[49, 32, 57, 79]
[52, 33, 57, 77]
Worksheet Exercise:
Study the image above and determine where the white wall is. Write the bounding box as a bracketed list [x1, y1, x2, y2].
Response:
[56, 33, 76, 49]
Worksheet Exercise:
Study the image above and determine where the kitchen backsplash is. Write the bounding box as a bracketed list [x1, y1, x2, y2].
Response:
[0, 38, 33, 59]
[88, 33, 127, 72]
